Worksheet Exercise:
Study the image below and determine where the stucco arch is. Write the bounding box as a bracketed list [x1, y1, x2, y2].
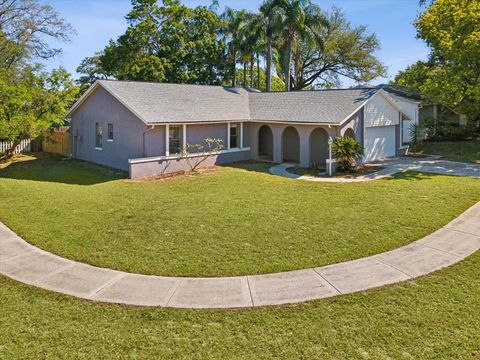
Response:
[309, 127, 329, 168]
[282, 126, 300, 163]
[258, 125, 274, 161]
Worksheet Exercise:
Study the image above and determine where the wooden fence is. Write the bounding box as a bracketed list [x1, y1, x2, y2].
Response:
[0, 139, 31, 155]
[42, 129, 71, 156]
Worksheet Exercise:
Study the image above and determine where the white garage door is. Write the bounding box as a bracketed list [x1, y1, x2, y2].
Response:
[364, 126, 396, 162]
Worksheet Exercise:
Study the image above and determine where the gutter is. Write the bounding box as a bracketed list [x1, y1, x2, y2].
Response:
[142, 125, 155, 157]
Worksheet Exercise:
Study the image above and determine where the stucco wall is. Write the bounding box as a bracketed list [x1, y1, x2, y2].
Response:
[70, 87, 147, 171]
[186, 123, 229, 150]
[144, 127, 165, 157]
[129, 149, 251, 179]
[340, 108, 364, 146]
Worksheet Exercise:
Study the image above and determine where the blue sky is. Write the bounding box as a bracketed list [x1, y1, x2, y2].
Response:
[40, 0, 429, 86]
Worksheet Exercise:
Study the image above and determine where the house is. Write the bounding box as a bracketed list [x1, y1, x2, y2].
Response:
[66, 80, 420, 179]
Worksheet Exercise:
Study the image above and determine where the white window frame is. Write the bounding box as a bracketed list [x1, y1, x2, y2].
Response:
[168, 125, 181, 155]
[229, 123, 239, 149]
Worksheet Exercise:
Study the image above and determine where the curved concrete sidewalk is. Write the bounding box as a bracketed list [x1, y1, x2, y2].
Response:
[269, 157, 480, 182]
[1, 201, 479, 308]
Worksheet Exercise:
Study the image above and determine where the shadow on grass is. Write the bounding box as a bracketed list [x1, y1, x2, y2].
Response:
[0, 153, 127, 185]
[386, 170, 435, 181]
[222, 160, 275, 174]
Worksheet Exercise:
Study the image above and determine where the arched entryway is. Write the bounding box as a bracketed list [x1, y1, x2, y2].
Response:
[282, 126, 300, 163]
[309, 127, 329, 168]
[344, 128, 355, 139]
[258, 125, 273, 161]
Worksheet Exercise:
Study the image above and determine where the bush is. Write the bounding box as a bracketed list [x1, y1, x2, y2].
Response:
[332, 136, 363, 172]
[408, 123, 422, 153]
[422, 116, 478, 141]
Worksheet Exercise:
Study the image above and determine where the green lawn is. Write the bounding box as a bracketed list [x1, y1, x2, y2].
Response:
[0, 153, 479, 277]
[1, 253, 480, 359]
[419, 139, 480, 163]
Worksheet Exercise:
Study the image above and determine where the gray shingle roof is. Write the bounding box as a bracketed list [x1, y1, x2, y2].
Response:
[248, 89, 376, 123]
[71, 80, 379, 125]
[99, 80, 253, 123]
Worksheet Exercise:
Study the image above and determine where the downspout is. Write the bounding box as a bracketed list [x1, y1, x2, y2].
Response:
[142, 125, 155, 157]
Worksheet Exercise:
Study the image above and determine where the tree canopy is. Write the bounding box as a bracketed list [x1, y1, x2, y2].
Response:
[394, 0, 480, 120]
[91, 0, 226, 84]
[0, 0, 78, 158]
[78, 0, 385, 91]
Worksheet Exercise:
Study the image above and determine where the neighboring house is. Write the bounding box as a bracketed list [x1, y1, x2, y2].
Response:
[66, 80, 419, 178]
[376, 84, 469, 129]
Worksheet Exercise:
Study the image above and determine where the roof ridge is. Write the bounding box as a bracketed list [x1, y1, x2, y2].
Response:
[98, 79, 261, 92]
[98, 79, 380, 94]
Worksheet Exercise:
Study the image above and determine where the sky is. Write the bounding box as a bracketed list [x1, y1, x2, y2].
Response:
[39, 0, 430, 86]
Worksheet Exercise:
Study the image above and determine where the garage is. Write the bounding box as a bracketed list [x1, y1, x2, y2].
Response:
[363, 125, 397, 162]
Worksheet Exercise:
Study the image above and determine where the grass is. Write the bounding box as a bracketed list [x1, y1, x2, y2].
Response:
[419, 138, 480, 163]
[0, 153, 479, 277]
[287, 165, 384, 178]
[1, 153, 480, 359]
[0, 252, 480, 359]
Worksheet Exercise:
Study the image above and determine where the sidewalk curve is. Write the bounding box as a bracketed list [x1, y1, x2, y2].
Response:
[1, 200, 479, 308]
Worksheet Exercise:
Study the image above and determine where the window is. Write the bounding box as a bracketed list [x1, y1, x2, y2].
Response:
[107, 123, 114, 141]
[95, 122, 102, 149]
[229, 123, 238, 148]
[169, 126, 181, 154]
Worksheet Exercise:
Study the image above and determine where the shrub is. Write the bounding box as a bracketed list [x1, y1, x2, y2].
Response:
[408, 123, 422, 153]
[422, 116, 478, 141]
[180, 138, 224, 172]
[332, 136, 363, 172]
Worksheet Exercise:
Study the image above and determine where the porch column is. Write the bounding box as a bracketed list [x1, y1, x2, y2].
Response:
[165, 124, 170, 156]
[240, 122, 244, 148]
[298, 127, 310, 168]
[272, 125, 284, 163]
[182, 124, 187, 150]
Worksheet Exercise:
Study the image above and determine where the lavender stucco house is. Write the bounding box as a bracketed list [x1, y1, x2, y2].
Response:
[66, 80, 420, 178]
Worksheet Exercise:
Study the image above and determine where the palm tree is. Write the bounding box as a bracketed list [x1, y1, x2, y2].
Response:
[259, 0, 282, 92]
[238, 11, 261, 88]
[222, 8, 249, 87]
[273, 0, 327, 91]
[246, 13, 265, 88]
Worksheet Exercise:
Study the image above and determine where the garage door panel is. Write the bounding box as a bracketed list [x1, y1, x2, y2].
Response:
[364, 126, 396, 162]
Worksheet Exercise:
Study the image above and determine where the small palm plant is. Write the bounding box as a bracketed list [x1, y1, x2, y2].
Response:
[408, 123, 421, 154]
[332, 136, 363, 172]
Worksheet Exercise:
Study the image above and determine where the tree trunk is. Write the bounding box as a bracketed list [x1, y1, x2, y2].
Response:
[256, 52, 260, 90]
[232, 49, 236, 87]
[266, 37, 272, 92]
[293, 49, 299, 90]
[285, 38, 292, 91]
[250, 55, 254, 88]
[243, 62, 247, 87]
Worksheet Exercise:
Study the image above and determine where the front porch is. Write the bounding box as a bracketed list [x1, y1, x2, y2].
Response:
[251, 122, 339, 169]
